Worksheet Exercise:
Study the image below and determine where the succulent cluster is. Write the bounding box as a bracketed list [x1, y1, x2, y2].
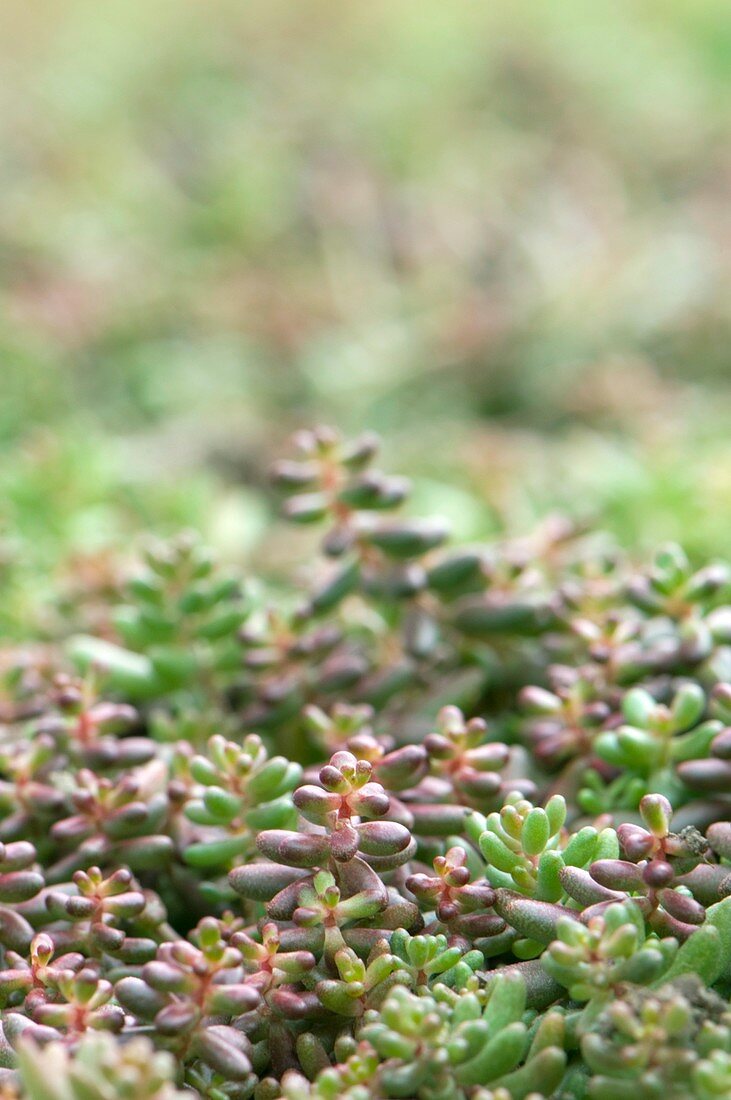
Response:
[0, 427, 730, 1098]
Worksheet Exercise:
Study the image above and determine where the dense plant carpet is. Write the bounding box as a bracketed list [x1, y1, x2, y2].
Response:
[0, 428, 730, 1098]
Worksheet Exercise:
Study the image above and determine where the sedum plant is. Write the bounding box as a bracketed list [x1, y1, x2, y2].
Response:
[0, 427, 729, 1097]
[8, 1032, 188, 1099]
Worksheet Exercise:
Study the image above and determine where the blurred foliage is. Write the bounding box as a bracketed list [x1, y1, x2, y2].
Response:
[1, 0, 731, 636]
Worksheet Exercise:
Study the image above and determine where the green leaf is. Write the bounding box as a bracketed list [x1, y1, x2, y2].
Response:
[183, 835, 250, 869]
[67, 636, 157, 699]
[521, 809, 550, 857]
[456, 1021, 527, 1087]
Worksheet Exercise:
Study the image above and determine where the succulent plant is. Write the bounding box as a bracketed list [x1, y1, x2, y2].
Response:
[581, 976, 731, 1099]
[13, 1032, 188, 1100]
[0, 427, 731, 1097]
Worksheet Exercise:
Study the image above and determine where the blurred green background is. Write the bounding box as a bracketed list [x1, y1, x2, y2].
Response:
[2, 0, 731, 634]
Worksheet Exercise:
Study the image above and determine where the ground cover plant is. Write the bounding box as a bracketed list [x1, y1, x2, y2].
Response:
[0, 427, 728, 1098]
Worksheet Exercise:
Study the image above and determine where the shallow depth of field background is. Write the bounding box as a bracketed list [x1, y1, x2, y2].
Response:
[2, 0, 731, 635]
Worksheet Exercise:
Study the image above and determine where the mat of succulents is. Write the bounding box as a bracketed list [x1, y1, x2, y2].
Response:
[0, 428, 730, 1100]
